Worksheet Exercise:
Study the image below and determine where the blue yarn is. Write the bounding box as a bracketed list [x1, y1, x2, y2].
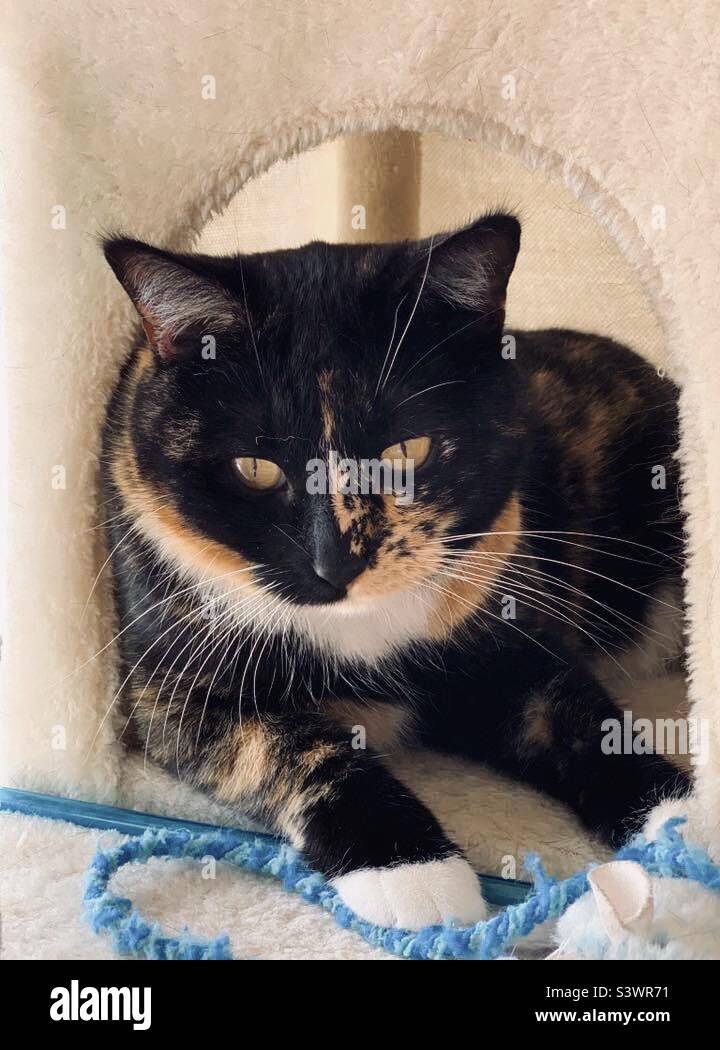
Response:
[83, 817, 720, 961]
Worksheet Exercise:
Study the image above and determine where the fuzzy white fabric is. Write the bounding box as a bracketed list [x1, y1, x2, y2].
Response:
[0, 810, 391, 961]
[552, 860, 720, 961]
[1, 1, 718, 957]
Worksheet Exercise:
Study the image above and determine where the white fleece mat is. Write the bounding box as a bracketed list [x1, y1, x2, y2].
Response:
[0, 811, 392, 961]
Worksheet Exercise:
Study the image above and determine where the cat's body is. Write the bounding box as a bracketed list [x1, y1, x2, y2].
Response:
[101, 215, 688, 928]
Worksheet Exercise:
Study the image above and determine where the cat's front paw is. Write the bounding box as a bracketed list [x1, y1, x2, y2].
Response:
[331, 854, 487, 930]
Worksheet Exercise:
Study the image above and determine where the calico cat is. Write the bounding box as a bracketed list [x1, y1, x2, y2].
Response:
[101, 213, 688, 930]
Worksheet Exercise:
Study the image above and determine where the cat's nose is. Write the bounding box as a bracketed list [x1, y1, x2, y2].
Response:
[312, 553, 366, 592]
[308, 501, 366, 594]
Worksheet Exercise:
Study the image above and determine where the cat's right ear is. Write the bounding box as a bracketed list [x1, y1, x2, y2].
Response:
[103, 237, 239, 361]
[403, 212, 521, 332]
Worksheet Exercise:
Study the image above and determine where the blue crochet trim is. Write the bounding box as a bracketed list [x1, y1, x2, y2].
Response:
[616, 817, 720, 890]
[83, 815, 720, 961]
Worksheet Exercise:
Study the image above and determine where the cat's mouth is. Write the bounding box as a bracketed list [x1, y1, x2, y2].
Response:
[285, 554, 444, 615]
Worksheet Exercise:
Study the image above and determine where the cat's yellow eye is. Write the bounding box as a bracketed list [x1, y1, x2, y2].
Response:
[380, 435, 432, 469]
[233, 456, 286, 491]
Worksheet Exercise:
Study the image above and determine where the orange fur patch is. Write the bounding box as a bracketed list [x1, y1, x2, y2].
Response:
[327, 698, 416, 750]
[109, 351, 257, 593]
[346, 499, 456, 601]
[317, 369, 335, 446]
[426, 494, 522, 640]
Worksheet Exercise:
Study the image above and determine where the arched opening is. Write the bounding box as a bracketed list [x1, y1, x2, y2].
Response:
[147, 129, 689, 879]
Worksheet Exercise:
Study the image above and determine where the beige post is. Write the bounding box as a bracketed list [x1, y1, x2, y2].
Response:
[335, 130, 422, 244]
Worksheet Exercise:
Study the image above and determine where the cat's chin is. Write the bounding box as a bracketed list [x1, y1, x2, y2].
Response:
[316, 598, 368, 616]
[287, 583, 434, 664]
[313, 586, 416, 616]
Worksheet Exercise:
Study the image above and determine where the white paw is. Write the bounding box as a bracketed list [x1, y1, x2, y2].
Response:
[331, 855, 488, 930]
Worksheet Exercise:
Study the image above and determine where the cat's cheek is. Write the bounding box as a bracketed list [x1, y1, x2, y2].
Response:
[330, 855, 487, 930]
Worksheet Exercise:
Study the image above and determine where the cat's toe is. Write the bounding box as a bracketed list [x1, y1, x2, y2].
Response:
[331, 854, 487, 930]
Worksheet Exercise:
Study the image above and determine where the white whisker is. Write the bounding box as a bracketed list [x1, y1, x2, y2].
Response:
[393, 380, 466, 410]
[380, 236, 434, 392]
[374, 293, 407, 399]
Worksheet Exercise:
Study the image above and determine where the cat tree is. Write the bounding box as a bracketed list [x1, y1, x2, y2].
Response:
[1, 1, 718, 958]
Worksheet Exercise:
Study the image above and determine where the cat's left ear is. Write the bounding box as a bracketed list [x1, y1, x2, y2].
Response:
[103, 237, 241, 361]
[412, 212, 521, 329]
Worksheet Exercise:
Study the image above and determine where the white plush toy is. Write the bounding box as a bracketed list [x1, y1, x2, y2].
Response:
[549, 860, 720, 960]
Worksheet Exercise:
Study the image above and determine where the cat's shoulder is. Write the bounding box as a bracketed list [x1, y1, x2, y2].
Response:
[510, 327, 649, 372]
[509, 327, 671, 403]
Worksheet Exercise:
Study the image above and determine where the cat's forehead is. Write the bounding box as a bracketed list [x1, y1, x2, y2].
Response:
[255, 243, 405, 345]
[253, 251, 410, 408]
[257, 240, 391, 291]
[263, 360, 382, 456]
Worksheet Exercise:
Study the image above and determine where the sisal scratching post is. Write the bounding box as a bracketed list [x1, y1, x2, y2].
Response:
[336, 130, 421, 243]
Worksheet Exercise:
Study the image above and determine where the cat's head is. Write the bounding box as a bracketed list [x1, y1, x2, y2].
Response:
[104, 213, 526, 632]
